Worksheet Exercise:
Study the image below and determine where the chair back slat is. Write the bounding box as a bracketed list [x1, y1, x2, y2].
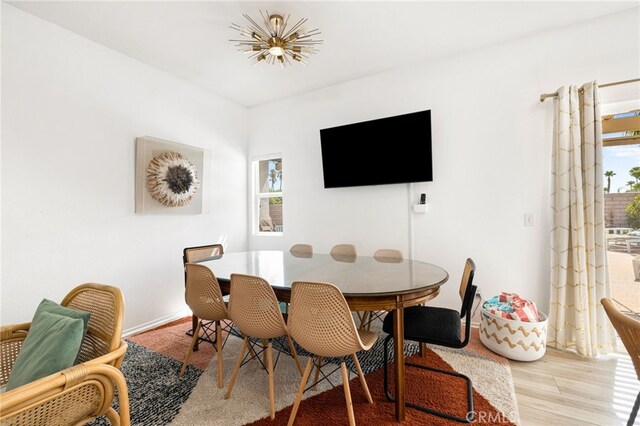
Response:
[183, 244, 224, 265]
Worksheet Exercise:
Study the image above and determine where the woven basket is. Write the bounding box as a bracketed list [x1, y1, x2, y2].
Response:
[479, 308, 547, 361]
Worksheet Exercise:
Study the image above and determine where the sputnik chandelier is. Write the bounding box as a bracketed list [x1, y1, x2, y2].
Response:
[230, 10, 322, 67]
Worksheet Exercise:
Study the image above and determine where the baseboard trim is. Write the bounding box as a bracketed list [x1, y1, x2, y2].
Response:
[123, 312, 188, 338]
[123, 315, 481, 338]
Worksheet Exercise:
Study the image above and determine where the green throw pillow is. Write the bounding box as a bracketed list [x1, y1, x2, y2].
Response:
[32, 298, 91, 337]
[6, 311, 84, 390]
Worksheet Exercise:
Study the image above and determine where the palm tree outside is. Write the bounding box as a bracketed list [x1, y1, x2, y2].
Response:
[605, 170, 616, 193]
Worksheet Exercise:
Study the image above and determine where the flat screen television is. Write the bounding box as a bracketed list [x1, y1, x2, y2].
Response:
[320, 110, 432, 188]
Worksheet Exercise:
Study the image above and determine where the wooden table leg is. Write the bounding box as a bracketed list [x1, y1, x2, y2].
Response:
[420, 342, 427, 357]
[393, 305, 405, 422]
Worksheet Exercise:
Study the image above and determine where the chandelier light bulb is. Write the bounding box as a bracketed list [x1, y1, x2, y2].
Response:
[230, 10, 322, 67]
[269, 46, 285, 57]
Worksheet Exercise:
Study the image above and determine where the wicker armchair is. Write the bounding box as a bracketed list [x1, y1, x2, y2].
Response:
[0, 283, 129, 425]
[0, 363, 130, 425]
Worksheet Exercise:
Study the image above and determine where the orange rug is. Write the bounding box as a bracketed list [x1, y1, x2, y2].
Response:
[129, 318, 230, 371]
[247, 349, 514, 425]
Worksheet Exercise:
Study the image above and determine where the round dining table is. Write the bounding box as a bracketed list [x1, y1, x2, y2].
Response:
[196, 250, 449, 422]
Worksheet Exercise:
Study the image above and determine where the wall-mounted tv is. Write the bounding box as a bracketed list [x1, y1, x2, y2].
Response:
[320, 110, 432, 189]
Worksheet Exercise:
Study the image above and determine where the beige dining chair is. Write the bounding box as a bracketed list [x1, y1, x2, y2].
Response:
[358, 249, 406, 330]
[179, 264, 228, 388]
[330, 244, 357, 257]
[330, 244, 357, 263]
[373, 248, 404, 262]
[225, 274, 303, 420]
[290, 244, 313, 256]
[602, 298, 640, 426]
[287, 281, 377, 426]
[183, 244, 224, 349]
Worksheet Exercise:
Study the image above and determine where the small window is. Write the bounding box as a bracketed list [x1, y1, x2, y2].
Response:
[253, 157, 283, 234]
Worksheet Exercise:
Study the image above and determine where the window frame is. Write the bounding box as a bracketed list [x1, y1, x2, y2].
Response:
[251, 154, 283, 236]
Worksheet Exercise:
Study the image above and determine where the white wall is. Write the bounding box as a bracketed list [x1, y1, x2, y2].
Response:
[248, 9, 640, 311]
[1, 5, 248, 330]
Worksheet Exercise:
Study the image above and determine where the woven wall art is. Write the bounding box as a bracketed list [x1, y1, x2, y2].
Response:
[135, 136, 208, 214]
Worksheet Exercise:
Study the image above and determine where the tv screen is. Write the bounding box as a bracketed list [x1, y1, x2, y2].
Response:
[320, 110, 432, 188]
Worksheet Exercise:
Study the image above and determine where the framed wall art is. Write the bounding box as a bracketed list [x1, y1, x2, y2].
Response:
[135, 136, 209, 214]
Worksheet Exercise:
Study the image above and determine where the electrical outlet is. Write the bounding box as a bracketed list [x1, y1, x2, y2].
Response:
[524, 213, 534, 227]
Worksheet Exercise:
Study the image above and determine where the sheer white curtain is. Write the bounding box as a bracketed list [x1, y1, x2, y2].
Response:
[548, 81, 617, 358]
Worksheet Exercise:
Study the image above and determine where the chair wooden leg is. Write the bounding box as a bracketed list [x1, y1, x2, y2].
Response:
[267, 341, 275, 420]
[287, 357, 314, 426]
[312, 356, 323, 391]
[241, 332, 257, 359]
[216, 321, 224, 388]
[341, 362, 356, 426]
[225, 336, 248, 399]
[351, 353, 372, 404]
[286, 334, 303, 375]
[358, 311, 369, 330]
[180, 321, 201, 376]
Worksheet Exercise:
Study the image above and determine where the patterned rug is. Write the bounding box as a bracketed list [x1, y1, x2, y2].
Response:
[116, 318, 518, 425]
[90, 341, 202, 425]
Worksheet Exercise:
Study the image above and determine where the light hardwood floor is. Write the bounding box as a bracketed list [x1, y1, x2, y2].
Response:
[510, 343, 639, 425]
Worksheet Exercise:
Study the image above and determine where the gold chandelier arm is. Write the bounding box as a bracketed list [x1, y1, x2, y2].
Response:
[282, 18, 307, 40]
[242, 14, 271, 40]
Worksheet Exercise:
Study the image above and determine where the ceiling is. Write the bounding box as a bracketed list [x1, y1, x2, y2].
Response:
[8, 1, 638, 107]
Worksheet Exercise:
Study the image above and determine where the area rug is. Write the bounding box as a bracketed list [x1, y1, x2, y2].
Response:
[116, 318, 518, 425]
[90, 340, 202, 425]
[169, 325, 519, 425]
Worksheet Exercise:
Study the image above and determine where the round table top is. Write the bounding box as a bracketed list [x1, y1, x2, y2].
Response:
[196, 250, 449, 297]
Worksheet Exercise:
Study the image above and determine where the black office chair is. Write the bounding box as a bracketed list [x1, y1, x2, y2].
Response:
[382, 258, 477, 423]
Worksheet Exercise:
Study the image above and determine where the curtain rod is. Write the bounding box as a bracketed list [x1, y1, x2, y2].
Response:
[539, 78, 640, 102]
